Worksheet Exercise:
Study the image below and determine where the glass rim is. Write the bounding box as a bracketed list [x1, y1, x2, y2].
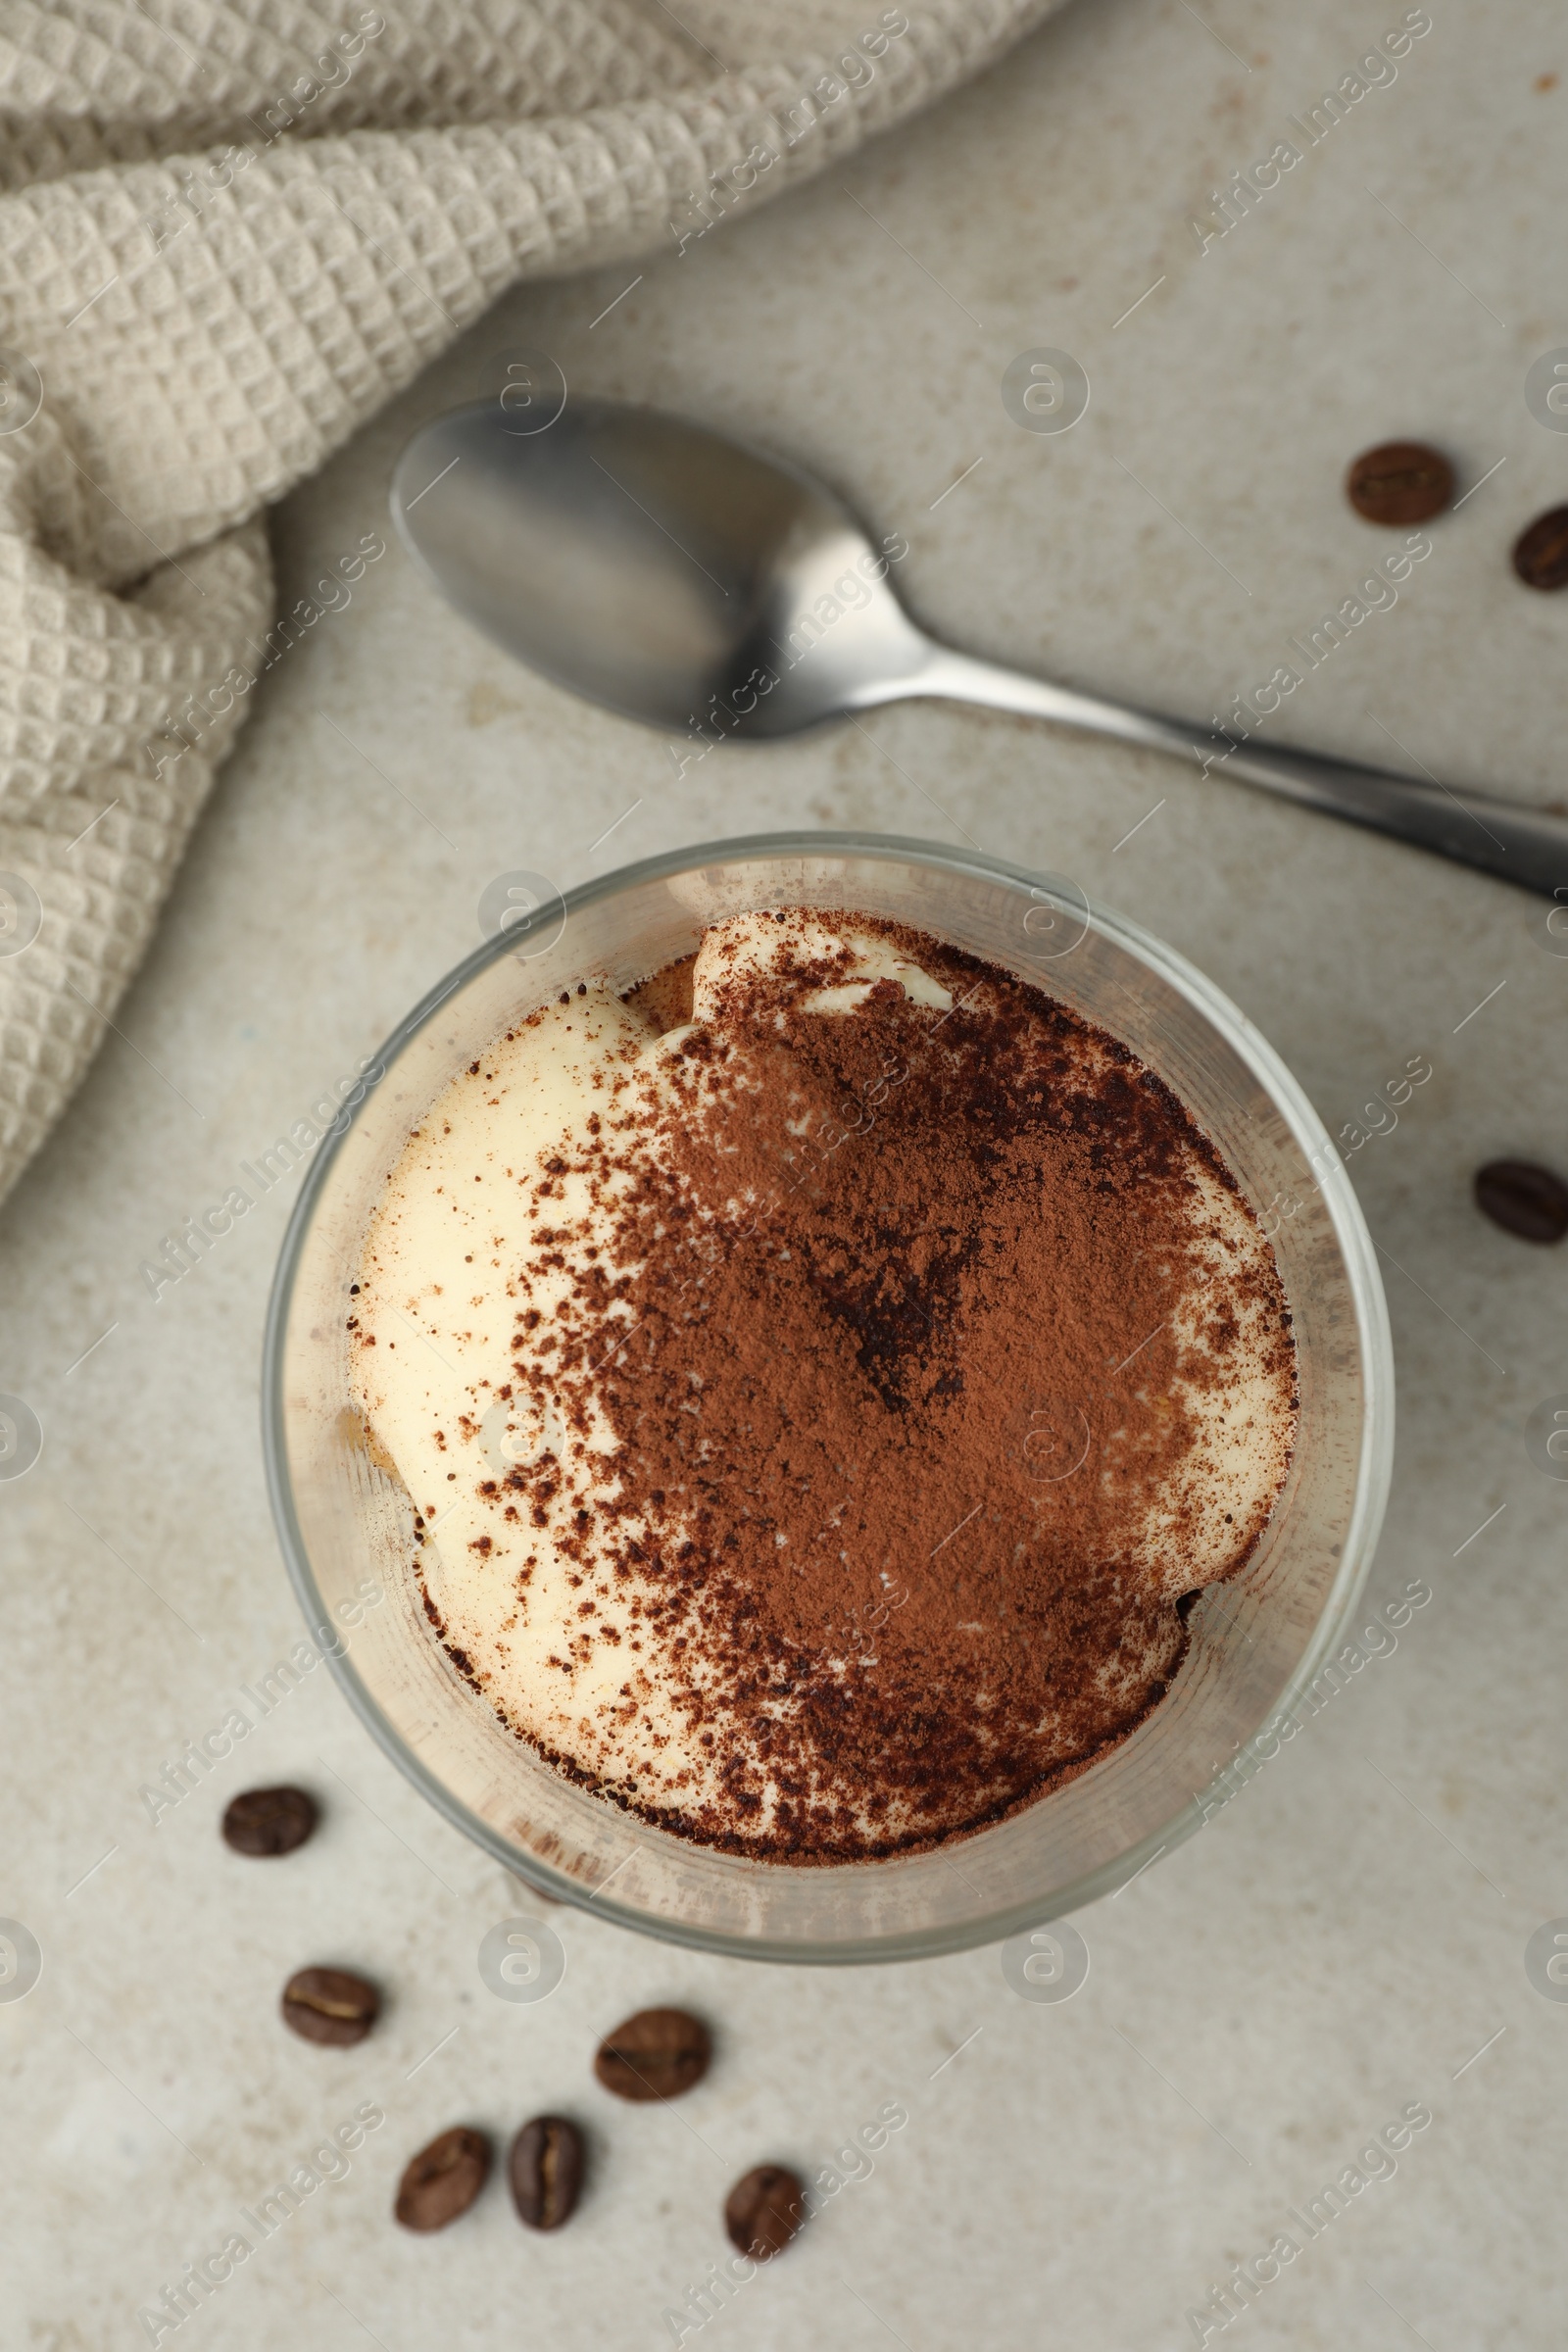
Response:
[262, 830, 1395, 1963]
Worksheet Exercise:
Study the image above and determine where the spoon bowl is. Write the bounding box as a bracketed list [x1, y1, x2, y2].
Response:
[391, 398, 928, 741]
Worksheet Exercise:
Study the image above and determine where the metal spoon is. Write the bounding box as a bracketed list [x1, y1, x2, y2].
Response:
[391, 396, 1568, 898]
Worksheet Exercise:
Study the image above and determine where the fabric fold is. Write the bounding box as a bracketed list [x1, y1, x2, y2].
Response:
[0, 0, 1060, 1205]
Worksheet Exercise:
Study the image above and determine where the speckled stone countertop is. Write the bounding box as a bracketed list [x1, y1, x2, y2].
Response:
[7, 3, 1568, 2346]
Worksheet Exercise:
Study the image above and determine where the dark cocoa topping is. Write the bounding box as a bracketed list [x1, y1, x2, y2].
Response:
[430, 916, 1296, 1860]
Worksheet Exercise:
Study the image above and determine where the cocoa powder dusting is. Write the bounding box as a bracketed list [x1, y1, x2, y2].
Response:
[428, 913, 1298, 1862]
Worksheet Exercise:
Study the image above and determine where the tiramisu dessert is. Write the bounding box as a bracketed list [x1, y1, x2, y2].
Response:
[351, 911, 1296, 1861]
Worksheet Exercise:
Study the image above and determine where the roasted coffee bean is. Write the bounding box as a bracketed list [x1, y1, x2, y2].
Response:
[593, 2007, 710, 2102]
[724, 2165, 807, 2261]
[1512, 506, 1568, 591]
[395, 2126, 492, 2231]
[1346, 440, 1453, 525]
[222, 1786, 317, 1857]
[508, 2115, 583, 2230]
[280, 1965, 379, 2047]
[1474, 1157, 1568, 1243]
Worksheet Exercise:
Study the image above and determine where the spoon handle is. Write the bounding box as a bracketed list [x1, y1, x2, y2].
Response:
[905, 646, 1568, 900]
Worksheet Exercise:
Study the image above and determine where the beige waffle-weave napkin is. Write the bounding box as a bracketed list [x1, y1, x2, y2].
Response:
[0, 0, 1062, 1206]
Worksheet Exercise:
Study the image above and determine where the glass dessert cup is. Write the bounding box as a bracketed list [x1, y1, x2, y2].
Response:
[263, 833, 1393, 1965]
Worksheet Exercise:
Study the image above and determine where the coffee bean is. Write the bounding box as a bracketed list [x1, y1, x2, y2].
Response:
[280, 1965, 379, 2047]
[724, 2165, 807, 2261]
[222, 1786, 317, 1857]
[1474, 1158, 1568, 1243]
[395, 2126, 491, 2231]
[509, 2115, 583, 2230]
[1346, 441, 1453, 525]
[1512, 506, 1568, 591]
[593, 2007, 710, 2102]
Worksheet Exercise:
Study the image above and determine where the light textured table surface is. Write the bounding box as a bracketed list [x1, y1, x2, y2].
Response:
[8, 2, 1568, 2346]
